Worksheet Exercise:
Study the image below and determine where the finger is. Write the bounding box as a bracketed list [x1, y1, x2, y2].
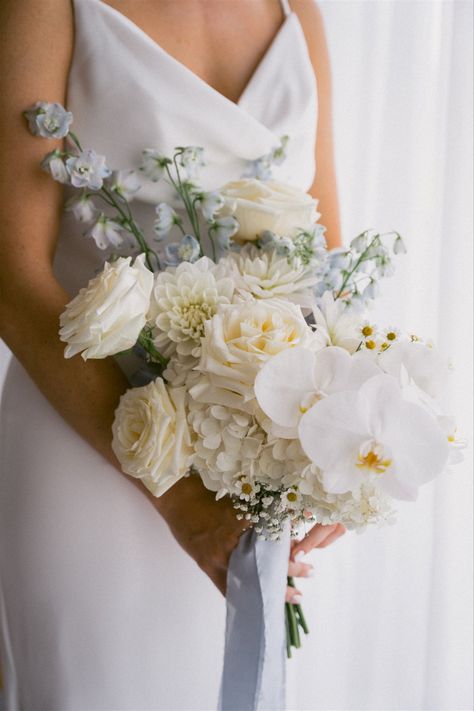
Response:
[285, 585, 303, 604]
[315, 523, 346, 548]
[291, 523, 339, 558]
[288, 560, 314, 578]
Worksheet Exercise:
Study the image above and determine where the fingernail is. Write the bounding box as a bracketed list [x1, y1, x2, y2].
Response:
[294, 550, 306, 562]
[290, 593, 303, 604]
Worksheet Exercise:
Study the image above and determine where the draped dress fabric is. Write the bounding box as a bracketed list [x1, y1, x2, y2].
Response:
[0, 0, 318, 708]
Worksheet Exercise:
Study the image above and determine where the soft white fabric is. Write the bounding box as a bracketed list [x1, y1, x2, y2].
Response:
[0, 0, 317, 708]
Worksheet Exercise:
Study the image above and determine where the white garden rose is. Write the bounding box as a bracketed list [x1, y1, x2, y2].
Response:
[216, 178, 319, 242]
[191, 298, 316, 406]
[59, 254, 153, 359]
[112, 378, 192, 497]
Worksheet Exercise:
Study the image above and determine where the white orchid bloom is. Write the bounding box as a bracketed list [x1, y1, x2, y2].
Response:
[378, 340, 449, 399]
[298, 374, 449, 501]
[437, 416, 467, 464]
[255, 345, 380, 438]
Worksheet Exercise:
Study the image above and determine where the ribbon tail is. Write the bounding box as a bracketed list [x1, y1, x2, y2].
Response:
[219, 526, 290, 711]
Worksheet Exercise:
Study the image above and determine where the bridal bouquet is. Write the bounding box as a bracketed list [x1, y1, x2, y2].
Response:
[25, 101, 465, 656]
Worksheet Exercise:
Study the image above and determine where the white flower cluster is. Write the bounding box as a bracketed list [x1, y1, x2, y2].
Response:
[40, 111, 461, 537]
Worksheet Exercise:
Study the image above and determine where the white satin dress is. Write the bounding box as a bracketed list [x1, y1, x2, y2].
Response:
[0, 0, 318, 708]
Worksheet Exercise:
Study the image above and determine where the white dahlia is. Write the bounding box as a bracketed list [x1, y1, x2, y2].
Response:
[148, 257, 234, 365]
[220, 244, 318, 309]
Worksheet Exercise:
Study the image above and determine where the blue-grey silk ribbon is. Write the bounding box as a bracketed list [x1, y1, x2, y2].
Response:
[219, 526, 291, 711]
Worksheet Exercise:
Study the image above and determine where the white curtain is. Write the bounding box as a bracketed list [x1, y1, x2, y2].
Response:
[287, 1, 473, 709]
[0, 1, 472, 709]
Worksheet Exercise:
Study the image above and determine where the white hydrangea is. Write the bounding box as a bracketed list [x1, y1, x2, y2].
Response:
[298, 464, 397, 530]
[220, 244, 318, 309]
[147, 257, 234, 370]
[188, 399, 267, 492]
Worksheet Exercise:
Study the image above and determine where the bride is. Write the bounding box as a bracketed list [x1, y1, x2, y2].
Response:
[0, 0, 346, 707]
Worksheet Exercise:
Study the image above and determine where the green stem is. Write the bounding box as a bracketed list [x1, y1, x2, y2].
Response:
[287, 601, 300, 649]
[294, 603, 309, 635]
[335, 232, 379, 300]
[68, 131, 83, 152]
[168, 157, 204, 256]
[137, 332, 169, 368]
[101, 185, 161, 271]
[285, 604, 292, 659]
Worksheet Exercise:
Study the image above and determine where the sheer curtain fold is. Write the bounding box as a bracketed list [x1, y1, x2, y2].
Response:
[0, 1, 472, 709]
[287, 2, 473, 709]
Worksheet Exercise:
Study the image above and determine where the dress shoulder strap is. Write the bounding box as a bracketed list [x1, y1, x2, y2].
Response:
[279, 0, 291, 18]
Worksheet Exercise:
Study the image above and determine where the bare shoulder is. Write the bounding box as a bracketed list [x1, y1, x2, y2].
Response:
[0, 0, 75, 269]
[288, 0, 331, 79]
[0, 0, 74, 109]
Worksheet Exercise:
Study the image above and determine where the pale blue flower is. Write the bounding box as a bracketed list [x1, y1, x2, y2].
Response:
[177, 234, 201, 262]
[393, 234, 407, 255]
[274, 236, 295, 258]
[140, 149, 171, 181]
[24, 101, 73, 139]
[350, 232, 368, 253]
[65, 193, 98, 223]
[86, 214, 123, 250]
[110, 170, 141, 200]
[40, 149, 69, 183]
[258, 230, 278, 249]
[177, 146, 206, 180]
[241, 134, 290, 180]
[164, 243, 180, 267]
[243, 157, 272, 181]
[66, 149, 111, 190]
[210, 215, 239, 249]
[196, 191, 224, 221]
[376, 256, 395, 278]
[328, 248, 351, 270]
[269, 134, 290, 166]
[362, 279, 380, 300]
[154, 202, 182, 240]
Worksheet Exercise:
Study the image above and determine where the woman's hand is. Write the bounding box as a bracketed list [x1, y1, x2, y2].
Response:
[152, 475, 249, 596]
[286, 523, 347, 603]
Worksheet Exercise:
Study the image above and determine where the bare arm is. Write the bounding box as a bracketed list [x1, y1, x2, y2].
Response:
[291, 0, 342, 248]
[0, 0, 247, 595]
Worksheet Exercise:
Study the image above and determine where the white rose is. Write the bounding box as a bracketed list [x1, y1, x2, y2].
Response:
[190, 299, 316, 406]
[59, 254, 153, 359]
[112, 378, 192, 496]
[217, 178, 319, 242]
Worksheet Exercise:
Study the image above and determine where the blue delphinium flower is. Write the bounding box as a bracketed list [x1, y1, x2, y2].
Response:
[154, 203, 182, 240]
[24, 101, 73, 139]
[65, 149, 111, 190]
[140, 149, 171, 182]
[209, 215, 239, 250]
[164, 234, 201, 266]
[177, 146, 206, 180]
[40, 149, 69, 184]
[86, 214, 123, 250]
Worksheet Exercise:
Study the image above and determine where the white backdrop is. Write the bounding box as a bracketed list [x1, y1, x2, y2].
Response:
[0, 1, 472, 710]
